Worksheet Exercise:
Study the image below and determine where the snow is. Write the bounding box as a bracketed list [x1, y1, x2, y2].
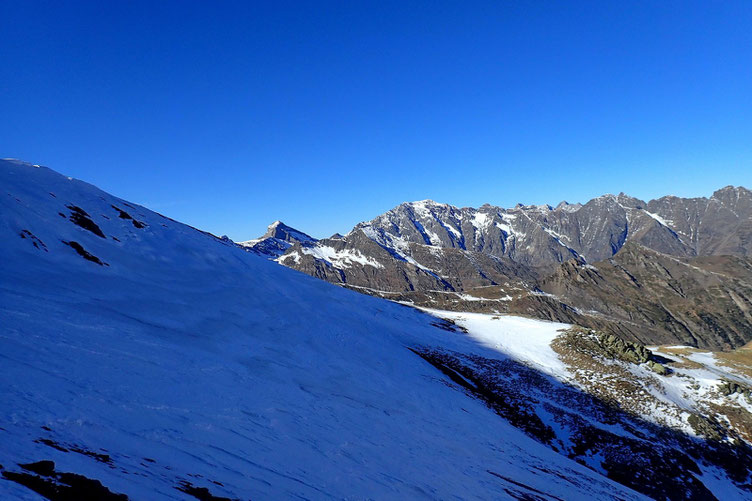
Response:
[237, 238, 261, 246]
[410, 200, 435, 219]
[642, 210, 674, 228]
[686, 351, 752, 386]
[277, 250, 301, 264]
[559, 203, 582, 213]
[0, 160, 644, 500]
[543, 227, 572, 247]
[496, 221, 513, 235]
[442, 221, 462, 239]
[420, 310, 573, 380]
[471, 211, 491, 230]
[644, 347, 752, 435]
[416, 221, 441, 245]
[358, 224, 381, 243]
[358, 226, 444, 276]
[300, 244, 383, 268]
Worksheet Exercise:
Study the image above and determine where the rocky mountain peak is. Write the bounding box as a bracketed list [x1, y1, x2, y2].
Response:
[556, 200, 582, 213]
[615, 193, 645, 209]
[239, 221, 316, 259]
[262, 220, 315, 243]
[711, 185, 752, 204]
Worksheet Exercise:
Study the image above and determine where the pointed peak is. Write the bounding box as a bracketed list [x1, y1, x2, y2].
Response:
[555, 200, 582, 213]
[261, 221, 316, 243]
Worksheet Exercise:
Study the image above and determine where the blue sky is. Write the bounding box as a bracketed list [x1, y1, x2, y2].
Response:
[2, 1, 751, 240]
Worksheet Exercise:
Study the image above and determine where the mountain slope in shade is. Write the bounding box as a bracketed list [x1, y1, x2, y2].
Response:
[0, 159, 651, 499]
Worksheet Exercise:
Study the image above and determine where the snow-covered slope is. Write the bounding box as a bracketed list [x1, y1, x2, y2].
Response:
[421, 309, 571, 379]
[0, 159, 645, 499]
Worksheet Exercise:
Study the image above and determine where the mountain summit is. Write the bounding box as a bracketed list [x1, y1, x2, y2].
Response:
[239, 220, 316, 258]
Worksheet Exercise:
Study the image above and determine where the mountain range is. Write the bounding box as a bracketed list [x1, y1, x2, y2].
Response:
[257, 188, 752, 351]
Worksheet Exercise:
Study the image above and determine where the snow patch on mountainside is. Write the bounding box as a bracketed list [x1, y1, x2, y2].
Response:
[421, 310, 573, 380]
[643, 210, 674, 227]
[300, 244, 384, 268]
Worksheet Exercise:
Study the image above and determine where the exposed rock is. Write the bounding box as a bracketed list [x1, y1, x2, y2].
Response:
[66, 204, 106, 238]
[647, 360, 669, 375]
[2, 460, 128, 500]
[176, 480, 235, 501]
[62, 240, 108, 266]
[687, 414, 724, 442]
[19, 229, 48, 252]
[413, 346, 752, 501]
[554, 327, 668, 373]
[111, 205, 147, 229]
[719, 379, 752, 402]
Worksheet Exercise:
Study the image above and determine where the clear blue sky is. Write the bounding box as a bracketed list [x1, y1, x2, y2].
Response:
[2, 1, 751, 240]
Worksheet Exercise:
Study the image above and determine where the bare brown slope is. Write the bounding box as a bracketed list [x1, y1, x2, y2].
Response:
[538, 242, 752, 350]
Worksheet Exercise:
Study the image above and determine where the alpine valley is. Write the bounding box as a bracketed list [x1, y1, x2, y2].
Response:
[3, 158, 752, 500]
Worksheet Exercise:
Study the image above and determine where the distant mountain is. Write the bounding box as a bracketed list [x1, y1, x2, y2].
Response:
[238, 220, 316, 258]
[273, 188, 752, 349]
